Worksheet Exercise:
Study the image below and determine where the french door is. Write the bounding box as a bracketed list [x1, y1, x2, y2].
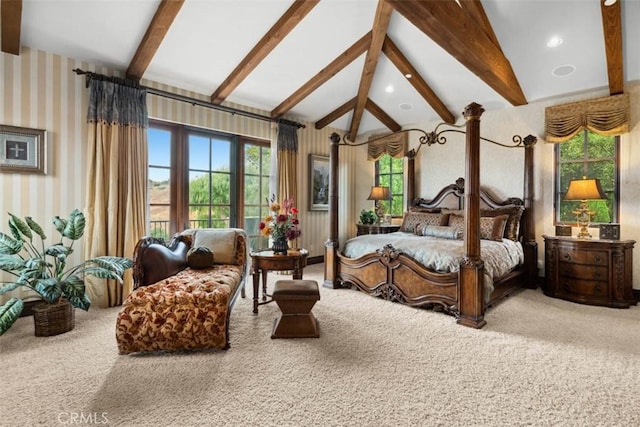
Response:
[147, 120, 271, 249]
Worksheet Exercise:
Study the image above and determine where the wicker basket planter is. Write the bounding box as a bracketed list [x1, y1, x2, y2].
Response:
[32, 299, 75, 337]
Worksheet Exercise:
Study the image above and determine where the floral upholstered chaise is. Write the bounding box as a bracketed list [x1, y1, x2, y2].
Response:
[115, 228, 248, 354]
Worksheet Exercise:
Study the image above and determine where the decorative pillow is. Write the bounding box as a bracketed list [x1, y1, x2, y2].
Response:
[480, 205, 525, 241]
[193, 229, 238, 265]
[401, 212, 448, 233]
[448, 214, 465, 236]
[186, 246, 214, 269]
[479, 215, 509, 241]
[420, 225, 461, 240]
[447, 214, 508, 241]
[441, 208, 464, 217]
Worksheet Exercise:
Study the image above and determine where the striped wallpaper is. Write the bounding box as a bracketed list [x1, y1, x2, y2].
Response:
[0, 47, 356, 304]
[1, 48, 92, 301]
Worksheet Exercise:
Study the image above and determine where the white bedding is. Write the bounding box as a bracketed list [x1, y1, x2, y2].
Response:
[342, 232, 524, 299]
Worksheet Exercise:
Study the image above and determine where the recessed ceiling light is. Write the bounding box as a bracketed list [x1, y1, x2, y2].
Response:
[399, 103, 412, 111]
[547, 36, 563, 48]
[604, 0, 617, 6]
[404, 73, 412, 79]
[552, 64, 575, 77]
[385, 85, 394, 93]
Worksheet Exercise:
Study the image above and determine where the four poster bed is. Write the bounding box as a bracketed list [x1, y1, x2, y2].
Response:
[323, 103, 538, 328]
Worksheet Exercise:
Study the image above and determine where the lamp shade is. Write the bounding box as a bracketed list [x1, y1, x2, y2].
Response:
[564, 178, 606, 201]
[367, 186, 391, 201]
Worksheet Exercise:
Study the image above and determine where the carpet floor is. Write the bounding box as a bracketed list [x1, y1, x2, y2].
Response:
[1, 263, 639, 427]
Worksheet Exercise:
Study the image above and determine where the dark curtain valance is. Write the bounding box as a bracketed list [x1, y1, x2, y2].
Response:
[367, 132, 408, 160]
[87, 79, 148, 128]
[277, 122, 299, 152]
[544, 93, 629, 143]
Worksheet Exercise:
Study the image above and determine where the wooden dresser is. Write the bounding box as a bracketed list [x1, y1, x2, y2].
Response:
[543, 235, 636, 308]
[356, 224, 400, 236]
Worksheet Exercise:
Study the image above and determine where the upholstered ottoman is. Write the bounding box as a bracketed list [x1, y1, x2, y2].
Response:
[271, 280, 320, 339]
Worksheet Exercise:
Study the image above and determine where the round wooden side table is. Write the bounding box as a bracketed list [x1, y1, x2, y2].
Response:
[250, 248, 309, 314]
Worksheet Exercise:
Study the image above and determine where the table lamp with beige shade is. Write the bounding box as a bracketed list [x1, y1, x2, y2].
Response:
[367, 186, 391, 224]
[563, 176, 607, 239]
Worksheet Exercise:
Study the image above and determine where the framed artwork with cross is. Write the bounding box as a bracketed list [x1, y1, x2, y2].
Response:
[0, 125, 47, 174]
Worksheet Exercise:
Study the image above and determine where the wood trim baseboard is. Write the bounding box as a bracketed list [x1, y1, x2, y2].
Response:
[308, 255, 324, 265]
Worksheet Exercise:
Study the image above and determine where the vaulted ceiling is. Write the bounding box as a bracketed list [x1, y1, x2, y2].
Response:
[1, 0, 638, 139]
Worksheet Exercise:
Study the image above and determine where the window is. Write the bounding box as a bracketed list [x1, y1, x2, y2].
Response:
[375, 154, 404, 217]
[242, 143, 271, 250]
[555, 130, 619, 225]
[148, 126, 172, 239]
[147, 120, 270, 250]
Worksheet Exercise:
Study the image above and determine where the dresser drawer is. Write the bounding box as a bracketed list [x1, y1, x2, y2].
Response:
[558, 277, 608, 298]
[558, 261, 607, 281]
[543, 235, 636, 308]
[558, 248, 608, 266]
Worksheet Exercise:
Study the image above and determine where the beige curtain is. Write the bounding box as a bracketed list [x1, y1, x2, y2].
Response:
[276, 122, 299, 204]
[85, 79, 148, 307]
[276, 122, 299, 251]
[367, 131, 408, 160]
[544, 93, 630, 142]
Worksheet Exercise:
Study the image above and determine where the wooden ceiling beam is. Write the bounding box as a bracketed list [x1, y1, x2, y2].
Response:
[347, 0, 393, 141]
[1, 0, 22, 55]
[459, 0, 503, 55]
[382, 35, 455, 124]
[600, 0, 624, 95]
[127, 0, 185, 81]
[386, 0, 527, 106]
[127, 0, 184, 81]
[365, 98, 401, 132]
[271, 31, 371, 118]
[314, 97, 356, 130]
[211, 0, 319, 104]
[315, 95, 400, 134]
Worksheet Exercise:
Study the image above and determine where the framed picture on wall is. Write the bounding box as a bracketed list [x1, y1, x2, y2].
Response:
[309, 154, 329, 211]
[0, 125, 47, 174]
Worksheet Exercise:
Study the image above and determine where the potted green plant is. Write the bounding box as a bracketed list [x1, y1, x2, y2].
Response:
[359, 209, 377, 225]
[0, 209, 132, 336]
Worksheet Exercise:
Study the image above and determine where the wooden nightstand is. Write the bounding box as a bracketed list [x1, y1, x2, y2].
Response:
[543, 235, 636, 308]
[356, 223, 400, 236]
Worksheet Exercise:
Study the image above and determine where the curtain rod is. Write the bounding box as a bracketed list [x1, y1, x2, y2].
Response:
[72, 68, 306, 129]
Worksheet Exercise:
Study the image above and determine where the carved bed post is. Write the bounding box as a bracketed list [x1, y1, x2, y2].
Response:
[457, 102, 487, 329]
[324, 132, 341, 288]
[522, 135, 538, 288]
[406, 151, 416, 210]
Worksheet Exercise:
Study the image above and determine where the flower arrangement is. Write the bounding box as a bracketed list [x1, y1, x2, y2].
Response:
[259, 196, 302, 242]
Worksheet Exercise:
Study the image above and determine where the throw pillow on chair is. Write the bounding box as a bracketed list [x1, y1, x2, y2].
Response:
[186, 246, 214, 269]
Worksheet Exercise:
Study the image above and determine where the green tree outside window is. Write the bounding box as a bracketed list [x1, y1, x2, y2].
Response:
[556, 130, 618, 225]
[147, 121, 270, 249]
[376, 154, 404, 217]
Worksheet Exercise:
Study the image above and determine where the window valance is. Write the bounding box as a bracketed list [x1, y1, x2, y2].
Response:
[367, 131, 408, 160]
[87, 79, 148, 128]
[277, 122, 299, 152]
[544, 93, 629, 143]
